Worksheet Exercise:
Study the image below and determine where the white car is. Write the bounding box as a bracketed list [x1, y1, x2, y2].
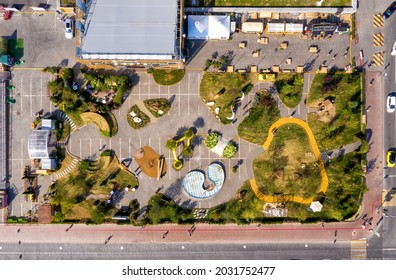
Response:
[64, 19, 74, 39]
[387, 94, 396, 113]
[392, 41, 396, 56]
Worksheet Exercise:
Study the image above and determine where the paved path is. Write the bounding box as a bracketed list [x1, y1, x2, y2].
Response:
[249, 117, 328, 204]
[321, 141, 362, 163]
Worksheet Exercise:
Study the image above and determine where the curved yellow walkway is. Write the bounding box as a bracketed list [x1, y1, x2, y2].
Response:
[250, 117, 328, 204]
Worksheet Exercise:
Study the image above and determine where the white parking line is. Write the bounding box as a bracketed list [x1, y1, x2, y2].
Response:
[129, 138, 132, 157]
[119, 138, 122, 159]
[20, 76, 23, 116]
[148, 77, 151, 99]
[138, 81, 141, 100]
[168, 148, 171, 179]
[178, 83, 181, 116]
[148, 137, 151, 147]
[30, 75, 33, 117]
[139, 137, 142, 149]
[40, 75, 43, 110]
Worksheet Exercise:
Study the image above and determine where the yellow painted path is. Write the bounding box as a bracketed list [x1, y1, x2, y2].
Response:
[250, 117, 328, 204]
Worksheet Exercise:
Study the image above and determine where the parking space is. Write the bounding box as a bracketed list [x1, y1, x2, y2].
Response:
[0, 12, 75, 67]
[186, 32, 351, 72]
[8, 69, 54, 217]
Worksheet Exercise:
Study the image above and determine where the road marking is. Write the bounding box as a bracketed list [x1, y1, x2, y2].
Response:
[119, 138, 122, 159]
[373, 52, 384, 66]
[350, 239, 367, 260]
[373, 13, 384, 28]
[89, 138, 92, 156]
[148, 76, 151, 99]
[138, 80, 141, 100]
[373, 33, 384, 47]
[30, 75, 33, 117]
[20, 76, 23, 116]
[128, 138, 131, 157]
[40, 75, 43, 110]
[178, 82, 181, 116]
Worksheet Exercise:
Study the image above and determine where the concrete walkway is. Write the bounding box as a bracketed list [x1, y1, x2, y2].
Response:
[321, 141, 362, 163]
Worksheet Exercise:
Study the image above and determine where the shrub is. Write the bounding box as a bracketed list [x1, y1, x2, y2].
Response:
[222, 142, 238, 159]
[182, 146, 193, 158]
[100, 150, 112, 157]
[205, 132, 220, 149]
[100, 130, 111, 138]
[143, 98, 171, 118]
[80, 160, 90, 172]
[166, 139, 177, 150]
[127, 105, 150, 129]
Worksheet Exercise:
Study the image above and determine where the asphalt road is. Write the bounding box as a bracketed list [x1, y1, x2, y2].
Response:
[363, 0, 396, 259]
[0, 242, 351, 260]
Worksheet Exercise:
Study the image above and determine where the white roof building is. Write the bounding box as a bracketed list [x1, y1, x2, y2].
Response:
[28, 130, 56, 159]
[188, 15, 230, 40]
[81, 0, 179, 60]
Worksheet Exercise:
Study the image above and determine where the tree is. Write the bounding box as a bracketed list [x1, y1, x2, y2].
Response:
[205, 132, 220, 149]
[222, 142, 237, 159]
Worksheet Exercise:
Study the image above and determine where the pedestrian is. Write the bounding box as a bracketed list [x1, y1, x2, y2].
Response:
[163, 230, 169, 239]
[321, 222, 324, 228]
[18, 240, 21, 245]
[17, 228, 20, 233]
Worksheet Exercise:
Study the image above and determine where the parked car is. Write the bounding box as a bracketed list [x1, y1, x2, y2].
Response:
[387, 150, 396, 167]
[392, 41, 396, 56]
[387, 94, 396, 113]
[383, 1, 396, 19]
[64, 18, 74, 39]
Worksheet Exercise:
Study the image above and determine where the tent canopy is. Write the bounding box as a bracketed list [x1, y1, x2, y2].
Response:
[308, 201, 323, 212]
[188, 15, 230, 40]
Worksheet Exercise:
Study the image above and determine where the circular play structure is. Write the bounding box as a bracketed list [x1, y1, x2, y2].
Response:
[182, 163, 225, 199]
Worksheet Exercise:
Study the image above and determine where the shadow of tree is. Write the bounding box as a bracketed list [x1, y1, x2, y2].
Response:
[366, 156, 377, 173]
[165, 178, 183, 198]
[193, 116, 205, 128]
[181, 199, 197, 209]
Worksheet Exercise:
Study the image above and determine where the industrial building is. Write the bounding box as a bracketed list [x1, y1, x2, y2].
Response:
[79, 0, 182, 66]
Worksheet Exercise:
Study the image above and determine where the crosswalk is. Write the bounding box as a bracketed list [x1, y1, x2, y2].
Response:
[373, 13, 384, 28]
[373, 33, 384, 47]
[351, 239, 367, 259]
[372, 52, 384, 66]
[51, 158, 79, 180]
[56, 111, 77, 132]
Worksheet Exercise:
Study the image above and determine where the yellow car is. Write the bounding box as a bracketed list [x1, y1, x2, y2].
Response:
[387, 150, 396, 167]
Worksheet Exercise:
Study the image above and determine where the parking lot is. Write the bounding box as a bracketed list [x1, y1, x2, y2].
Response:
[0, 12, 75, 67]
[186, 31, 351, 72]
[7, 69, 54, 217]
[68, 71, 260, 210]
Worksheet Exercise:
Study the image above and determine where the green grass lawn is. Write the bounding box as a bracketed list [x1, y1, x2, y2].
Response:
[127, 105, 150, 129]
[253, 124, 321, 198]
[185, 0, 351, 7]
[51, 155, 138, 222]
[307, 72, 362, 150]
[200, 72, 251, 124]
[274, 73, 304, 108]
[238, 90, 280, 144]
[152, 69, 185, 86]
[144, 98, 171, 118]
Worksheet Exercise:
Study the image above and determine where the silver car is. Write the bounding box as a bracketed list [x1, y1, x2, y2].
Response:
[64, 18, 74, 39]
